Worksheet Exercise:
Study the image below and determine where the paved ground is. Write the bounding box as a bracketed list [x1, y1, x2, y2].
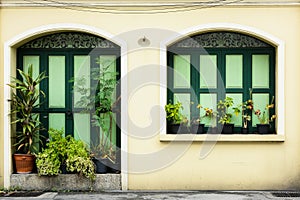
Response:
[1, 191, 300, 200]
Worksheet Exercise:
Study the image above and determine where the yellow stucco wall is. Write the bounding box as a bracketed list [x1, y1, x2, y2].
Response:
[0, 8, 3, 187]
[1, 5, 300, 189]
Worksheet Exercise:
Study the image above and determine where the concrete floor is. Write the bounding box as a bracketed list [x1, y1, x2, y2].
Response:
[1, 191, 300, 200]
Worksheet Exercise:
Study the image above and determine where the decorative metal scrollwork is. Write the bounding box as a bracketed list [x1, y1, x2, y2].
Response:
[20, 32, 118, 49]
[171, 31, 272, 48]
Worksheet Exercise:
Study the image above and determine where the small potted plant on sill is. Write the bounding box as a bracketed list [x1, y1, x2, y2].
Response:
[190, 103, 205, 134]
[217, 97, 240, 134]
[241, 92, 254, 134]
[165, 101, 188, 134]
[254, 96, 276, 134]
[203, 107, 218, 134]
[8, 65, 47, 173]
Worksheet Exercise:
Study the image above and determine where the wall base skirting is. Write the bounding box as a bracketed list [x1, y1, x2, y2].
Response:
[10, 174, 121, 191]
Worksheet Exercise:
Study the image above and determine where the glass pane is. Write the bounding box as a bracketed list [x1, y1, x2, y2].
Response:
[200, 55, 217, 88]
[99, 55, 117, 81]
[23, 56, 40, 106]
[49, 113, 65, 133]
[174, 93, 190, 123]
[98, 113, 117, 148]
[74, 55, 90, 108]
[252, 93, 269, 126]
[98, 55, 118, 107]
[199, 93, 217, 127]
[23, 56, 40, 77]
[32, 113, 40, 150]
[74, 113, 90, 146]
[173, 55, 190, 88]
[252, 55, 269, 88]
[226, 55, 243, 88]
[97, 56, 117, 151]
[226, 93, 242, 127]
[49, 56, 65, 108]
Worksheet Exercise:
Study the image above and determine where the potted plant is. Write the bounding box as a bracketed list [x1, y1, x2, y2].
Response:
[217, 97, 240, 134]
[190, 103, 205, 134]
[36, 129, 96, 180]
[165, 101, 188, 134]
[90, 143, 108, 174]
[90, 143, 120, 174]
[241, 90, 254, 133]
[72, 57, 120, 171]
[65, 137, 96, 180]
[203, 107, 218, 134]
[8, 65, 46, 173]
[254, 96, 276, 134]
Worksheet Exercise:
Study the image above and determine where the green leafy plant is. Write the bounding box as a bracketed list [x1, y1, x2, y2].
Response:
[8, 64, 47, 154]
[190, 103, 204, 124]
[203, 107, 218, 127]
[217, 97, 240, 125]
[36, 129, 95, 180]
[165, 101, 187, 125]
[65, 137, 96, 180]
[36, 129, 68, 176]
[71, 57, 119, 163]
[36, 147, 61, 176]
[241, 89, 254, 128]
[254, 96, 276, 124]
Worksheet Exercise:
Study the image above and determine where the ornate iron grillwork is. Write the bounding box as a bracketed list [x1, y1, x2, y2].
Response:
[171, 31, 272, 48]
[20, 32, 118, 49]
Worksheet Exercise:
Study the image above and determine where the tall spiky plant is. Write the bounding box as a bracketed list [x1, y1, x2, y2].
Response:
[8, 65, 47, 154]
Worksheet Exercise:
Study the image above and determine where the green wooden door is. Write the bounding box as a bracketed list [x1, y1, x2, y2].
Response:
[17, 33, 121, 152]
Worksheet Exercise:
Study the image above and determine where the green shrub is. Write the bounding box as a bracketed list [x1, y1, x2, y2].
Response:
[36, 129, 95, 180]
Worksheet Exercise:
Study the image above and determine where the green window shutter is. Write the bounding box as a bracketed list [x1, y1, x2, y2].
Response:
[167, 32, 275, 133]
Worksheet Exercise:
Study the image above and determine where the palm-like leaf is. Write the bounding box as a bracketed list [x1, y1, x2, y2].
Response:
[8, 64, 47, 154]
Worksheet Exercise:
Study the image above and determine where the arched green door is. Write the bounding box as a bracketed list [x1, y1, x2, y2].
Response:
[17, 32, 121, 161]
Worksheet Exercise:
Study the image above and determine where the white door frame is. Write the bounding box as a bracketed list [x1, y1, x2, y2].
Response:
[3, 23, 128, 190]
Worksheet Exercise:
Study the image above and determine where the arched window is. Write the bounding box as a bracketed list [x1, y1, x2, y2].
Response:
[17, 32, 121, 158]
[167, 31, 275, 134]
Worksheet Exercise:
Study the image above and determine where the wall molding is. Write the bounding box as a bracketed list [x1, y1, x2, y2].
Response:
[1, 1, 300, 7]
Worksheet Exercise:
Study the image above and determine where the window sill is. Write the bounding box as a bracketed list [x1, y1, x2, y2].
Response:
[160, 134, 285, 142]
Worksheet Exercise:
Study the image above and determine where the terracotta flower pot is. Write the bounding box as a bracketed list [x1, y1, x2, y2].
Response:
[14, 154, 35, 174]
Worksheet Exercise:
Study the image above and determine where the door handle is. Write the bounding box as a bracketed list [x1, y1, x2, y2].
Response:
[66, 110, 73, 116]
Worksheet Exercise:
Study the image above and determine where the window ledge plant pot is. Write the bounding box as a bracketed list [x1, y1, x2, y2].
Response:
[257, 124, 270, 134]
[190, 124, 205, 134]
[221, 123, 235, 134]
[167, 124, 189, 134]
